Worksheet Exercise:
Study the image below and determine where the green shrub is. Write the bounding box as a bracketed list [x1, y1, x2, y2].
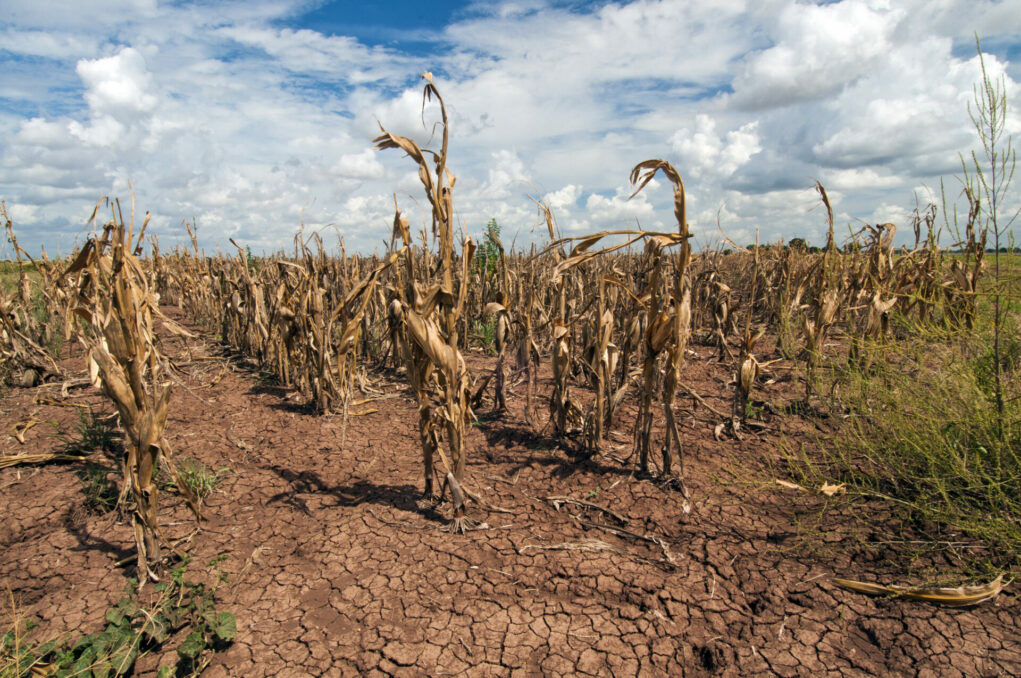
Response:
[1, 557, 236, 677]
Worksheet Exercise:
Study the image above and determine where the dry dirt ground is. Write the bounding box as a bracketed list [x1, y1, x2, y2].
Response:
[2, 306, 1019, 677]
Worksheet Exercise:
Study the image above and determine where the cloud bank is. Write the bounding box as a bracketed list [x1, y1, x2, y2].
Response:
[1, 0, 1019, 256]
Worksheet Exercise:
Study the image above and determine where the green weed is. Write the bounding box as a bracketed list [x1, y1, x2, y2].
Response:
[158, 458, 229, 502]
[77, 463, 119, 514]
[1, 558, 236, 677]
[471, 317, 498, 354]
[787, 326, 1021, 574]
[59, 408, 118, 456]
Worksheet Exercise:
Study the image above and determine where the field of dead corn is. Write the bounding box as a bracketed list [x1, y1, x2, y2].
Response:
[2, 75, 1020, 676]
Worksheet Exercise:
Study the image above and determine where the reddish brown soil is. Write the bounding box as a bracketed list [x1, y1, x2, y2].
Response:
[2, 307, 1019, 677]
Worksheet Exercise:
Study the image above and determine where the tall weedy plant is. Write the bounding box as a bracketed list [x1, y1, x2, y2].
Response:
[963, 37, 1018, 439]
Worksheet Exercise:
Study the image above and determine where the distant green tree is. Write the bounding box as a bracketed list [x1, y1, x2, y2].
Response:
[787, 237, 808, 250]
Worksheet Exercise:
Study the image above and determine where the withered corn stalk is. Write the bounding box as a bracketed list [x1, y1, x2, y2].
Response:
[708, 273, 735, 362]
[629, 160, 692, 491]
[284, 233, 396, 414]
[516, 243, 541, 428]
[845, 222, 898, 368]
[732, 235, 763, 436]
[375, 73, 476, 532]
[634, 238, 670, 473]
[546, 228, 660, 453]
[539, 201, 583, 439]
[66, 197, 200, 584]
[582, 277, 614, 453]
[801, 182, 842, 401]
[944, 186, 985, 328]
[768, 244, 810, 360]
[1, 205, 65, 386]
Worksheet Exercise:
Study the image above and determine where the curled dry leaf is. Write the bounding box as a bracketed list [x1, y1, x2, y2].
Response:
[11, 418, 39, 444]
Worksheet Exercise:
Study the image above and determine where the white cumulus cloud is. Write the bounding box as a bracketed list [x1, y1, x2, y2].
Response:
[77, 47, 158, 120]
[671, 115, 762, 179]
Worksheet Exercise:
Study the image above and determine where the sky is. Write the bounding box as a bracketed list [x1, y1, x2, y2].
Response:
[1, 0, 1020, 257]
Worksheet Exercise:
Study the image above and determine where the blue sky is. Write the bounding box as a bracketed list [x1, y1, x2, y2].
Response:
[1, 0, 1019, 257]
[286, 0, 473, 53]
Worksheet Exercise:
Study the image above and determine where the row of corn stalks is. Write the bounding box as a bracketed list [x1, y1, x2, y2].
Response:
[1, 77, 992, 543]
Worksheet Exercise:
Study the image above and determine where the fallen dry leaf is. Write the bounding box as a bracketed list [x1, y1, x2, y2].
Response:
[775, 479, 846, 497]
[833, 574, 1008, 607]
[774, 479, 810, 493]
[819, 482, 846, 496]
[0, 453, 88, 469]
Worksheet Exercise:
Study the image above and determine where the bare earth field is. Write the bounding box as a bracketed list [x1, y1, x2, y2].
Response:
[2, 306, 1019, 677]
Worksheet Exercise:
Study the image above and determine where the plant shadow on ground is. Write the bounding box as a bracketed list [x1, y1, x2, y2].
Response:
[64, 508, 136, 565]
[76, 461, 120, 515]
[57, 407, 122, 457]
[262, 464, 447, 525]
[473, 413, 639, 480]
[207, 345, 301, 403]
[259, 397, 319, 415]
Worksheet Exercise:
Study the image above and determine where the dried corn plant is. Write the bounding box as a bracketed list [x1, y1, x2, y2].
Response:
[633, 239, 672, 474]
[281, 234, 396, 414]
[581, 276, 614, 453]
[766, 243, 812, 360]
[545, 228, 667, 453]
[326, 248, 399, 425]
[170, 221, 222, 332]
[152, 225, 398, 417]
[599, 265, 637, 431]
[629, 160, 693, 490]
[702, 268, 735, 362]
[842, 222, 902, 369]
[224, 238, 270, 365]
[1, 205, 66, 386]
[0, 275, 63, 387]
[535, 201, 583, 439]
[375, 73, 477, 532]
[515, 242, 542, 428]
[66, 197, 200, 584]
[943, 185, 986, 329]
[800, 182, 844, 402]
[897, 203, 947, 327]
[385, 210, 442, 499]
[731, 236, 764, 436]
